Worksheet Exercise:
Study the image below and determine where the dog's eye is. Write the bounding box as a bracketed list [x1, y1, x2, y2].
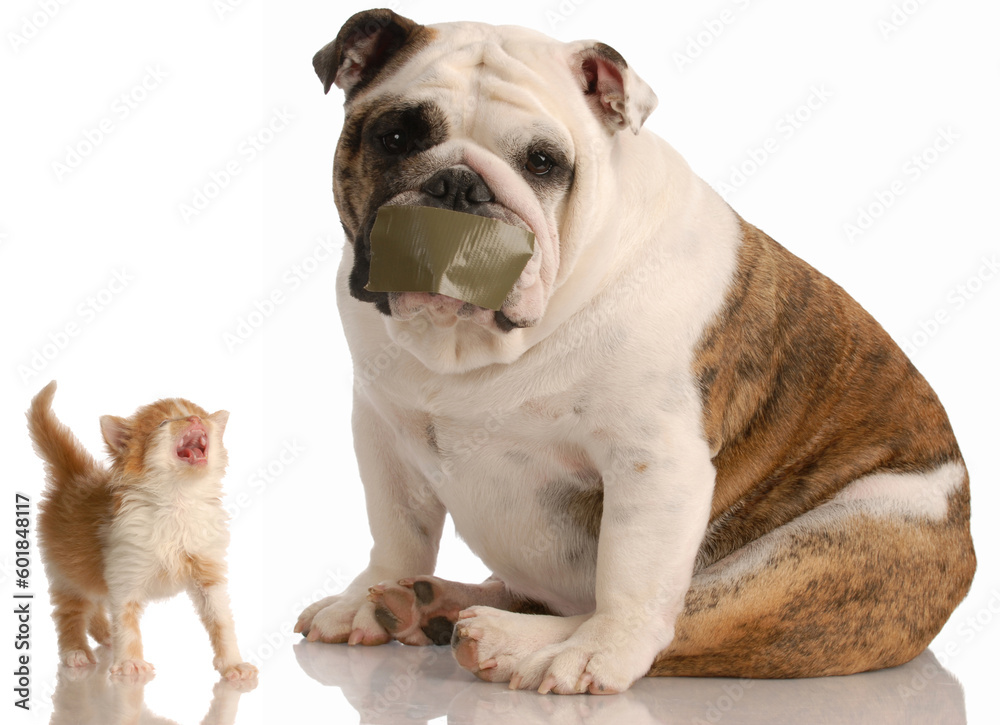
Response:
[525, 150, 554, 176]
[381, 129, 409, 155]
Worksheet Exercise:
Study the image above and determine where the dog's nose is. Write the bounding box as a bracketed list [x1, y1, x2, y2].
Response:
[421, 167, 494, 211]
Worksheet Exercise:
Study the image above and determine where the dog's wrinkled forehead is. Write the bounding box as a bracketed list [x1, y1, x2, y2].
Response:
[355, 25, 579, 153]
[387, 26, 565, 102]
[314, 9, 657, 136]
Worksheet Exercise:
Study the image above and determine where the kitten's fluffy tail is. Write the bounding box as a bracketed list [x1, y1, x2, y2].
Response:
[27, 381, 99, 487]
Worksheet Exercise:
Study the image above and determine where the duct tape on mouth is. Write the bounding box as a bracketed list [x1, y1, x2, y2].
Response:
[364, 206, 535, 311]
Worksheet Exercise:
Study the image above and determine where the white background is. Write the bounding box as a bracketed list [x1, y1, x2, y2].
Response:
[2, 1, 997, 723]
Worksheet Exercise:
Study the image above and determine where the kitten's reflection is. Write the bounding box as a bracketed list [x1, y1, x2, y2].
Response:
[295, 641, 965, 725]
[49, 647, 256, 725]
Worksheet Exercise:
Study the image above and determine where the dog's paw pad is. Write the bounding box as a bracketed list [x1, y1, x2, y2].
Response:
[368, 576, 461, 646]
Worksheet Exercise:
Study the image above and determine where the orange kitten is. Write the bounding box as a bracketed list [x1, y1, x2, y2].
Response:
[27, 381, 257, 681]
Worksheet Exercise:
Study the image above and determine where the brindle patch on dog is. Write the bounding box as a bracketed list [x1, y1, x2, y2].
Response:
[692, 217, 965, 569]
[312, 9, 437, 100]
[660, 217, 977, 677]
[332, 97, 451, 311]
[539, 471, 604, 540]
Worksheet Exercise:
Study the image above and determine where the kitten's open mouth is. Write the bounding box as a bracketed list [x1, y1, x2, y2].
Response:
[176, 425, 209, 465]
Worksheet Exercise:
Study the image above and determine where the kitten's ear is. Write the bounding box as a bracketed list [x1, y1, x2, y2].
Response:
[209, 410, 230, 437]
[100, 415, 129, 454]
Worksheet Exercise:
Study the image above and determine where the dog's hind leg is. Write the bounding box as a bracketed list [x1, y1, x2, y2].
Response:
[650, 477, 975, 678]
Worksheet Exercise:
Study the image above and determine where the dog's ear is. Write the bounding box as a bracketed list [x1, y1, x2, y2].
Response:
[313, 8, 427, 97]
[571, 42, 658, 134]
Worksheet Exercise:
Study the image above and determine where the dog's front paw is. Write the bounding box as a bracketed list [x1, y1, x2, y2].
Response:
[528, 641, 637, 695]
[522, 618, 663, 695]
[295, 594, 390, 646]
[110, 658, 154, 677]
[451, 607, 583, 686]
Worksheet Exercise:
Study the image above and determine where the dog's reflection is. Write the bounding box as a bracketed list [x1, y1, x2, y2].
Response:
[294, 641, 965, 725]
[48, 647, 256, 725]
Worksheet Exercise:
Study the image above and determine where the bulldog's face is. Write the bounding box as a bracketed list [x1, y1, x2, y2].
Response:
[314, 10, 657, 372]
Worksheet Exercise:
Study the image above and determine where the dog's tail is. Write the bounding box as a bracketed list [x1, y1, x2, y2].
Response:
[27, 381, 99, 488]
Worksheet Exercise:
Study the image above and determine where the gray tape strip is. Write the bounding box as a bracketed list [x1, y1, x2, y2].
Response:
[365, 205, 535, 311]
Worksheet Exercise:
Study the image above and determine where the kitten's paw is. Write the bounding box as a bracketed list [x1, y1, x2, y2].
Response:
[60, 648, 96, 668]
[215, 674, 258, 695]
[110, 658, 154, 677]
[218, 661, 259, 682]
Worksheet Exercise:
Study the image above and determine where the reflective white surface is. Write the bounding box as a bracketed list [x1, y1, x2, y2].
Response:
[44, 648, 259, 725]
[35, 641, 967, 724]
[293, 644, 968, 725]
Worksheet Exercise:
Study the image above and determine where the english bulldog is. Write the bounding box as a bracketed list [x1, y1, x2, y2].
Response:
[295, 9, 976, 694]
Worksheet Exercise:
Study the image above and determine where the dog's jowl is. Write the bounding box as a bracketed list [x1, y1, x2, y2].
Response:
[295, 9, 975, 694]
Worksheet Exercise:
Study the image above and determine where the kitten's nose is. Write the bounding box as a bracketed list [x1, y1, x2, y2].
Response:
[187, 416, 201, 423]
